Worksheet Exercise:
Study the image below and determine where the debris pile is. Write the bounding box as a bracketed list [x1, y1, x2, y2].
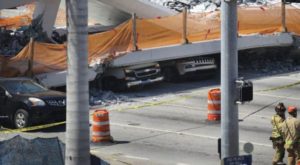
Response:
[0, 28, 25, 56]
[89, 89, 132, 106]
[239, 47, 300, 74]
[149, 0, 281, 12]
[0, 15, 49, 57]
[163, 0, 220, 12]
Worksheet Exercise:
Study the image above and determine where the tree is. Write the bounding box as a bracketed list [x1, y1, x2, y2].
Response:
[65, 0, 90, 164]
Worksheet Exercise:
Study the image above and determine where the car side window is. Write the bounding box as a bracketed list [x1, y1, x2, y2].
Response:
[0, 80, 47, 94]
[0, 86, 5, 95]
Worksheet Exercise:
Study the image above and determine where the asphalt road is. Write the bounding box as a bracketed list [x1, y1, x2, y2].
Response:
[1, 70, 300, 165]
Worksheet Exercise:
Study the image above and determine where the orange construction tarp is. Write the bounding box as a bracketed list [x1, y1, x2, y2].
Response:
[1, 4, 300, 77]
[0, 15, 32, 29]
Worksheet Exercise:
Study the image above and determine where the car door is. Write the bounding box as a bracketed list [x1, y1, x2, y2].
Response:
[0, 87, 16, 122]
[0, 87, 7, 118]
[0, 87, 6, 109]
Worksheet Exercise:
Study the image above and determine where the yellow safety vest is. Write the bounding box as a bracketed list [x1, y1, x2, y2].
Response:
[281, 116, 300, 148]
[271, 115, 284, 138]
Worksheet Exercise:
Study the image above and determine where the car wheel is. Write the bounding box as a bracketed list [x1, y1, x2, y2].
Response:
[102, 77, 127, 92]
[163, 67, 179, 82]
[116, 80, 128, 92]
[102, 77, 116, 91]
[14, 109, 30, 129]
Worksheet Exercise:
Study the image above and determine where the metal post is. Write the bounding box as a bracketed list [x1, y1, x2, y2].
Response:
[27, 37, 34, 78]
[221, 0, 239, 160]
[65, 0, 90, 164]
[281, 0, 287, 32]
[132, 13, 138, 51]
[182, 7, 188, 44]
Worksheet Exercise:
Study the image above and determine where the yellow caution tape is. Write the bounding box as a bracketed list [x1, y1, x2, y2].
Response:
[0, 92, 206, 133]
[4, 82, 297, 134]
[0, 121, 65, 134]
[256, 81, 300, 92]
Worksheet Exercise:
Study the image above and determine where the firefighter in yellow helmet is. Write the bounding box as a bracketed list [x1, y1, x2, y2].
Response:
[281, 106, 300, 165]
[270, 102, 286, 165]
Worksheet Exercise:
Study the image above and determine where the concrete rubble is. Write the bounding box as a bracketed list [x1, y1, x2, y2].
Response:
[89, 89, 132, 106]
[0, 28, 25, 56]
[149, 0, 281, 12]
[0, 15, 49, 57]
[239, 47, 300, 74]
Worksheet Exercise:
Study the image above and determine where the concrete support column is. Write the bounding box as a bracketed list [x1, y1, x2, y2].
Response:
[33, 0, 61, 37]
[221, 0, 239, 159]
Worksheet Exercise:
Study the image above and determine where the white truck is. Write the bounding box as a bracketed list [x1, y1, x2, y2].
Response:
[160, 55, 218, 82]
[94, 62, 163, 91]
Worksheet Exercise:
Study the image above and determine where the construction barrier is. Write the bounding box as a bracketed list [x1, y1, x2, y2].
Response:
[0, 15, 31, 29]
[207, 88, 221, 121]
[92, 109, 112, 143]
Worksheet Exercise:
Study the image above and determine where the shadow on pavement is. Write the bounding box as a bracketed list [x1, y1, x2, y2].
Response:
[91, 140, 130, 148]
[91, 154, 110, 165]
[27, 123, 66, 133]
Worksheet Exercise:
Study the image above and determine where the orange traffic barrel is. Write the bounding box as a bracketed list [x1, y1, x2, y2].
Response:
[207, 88, 221, 121]
[92, 109, 112, 143]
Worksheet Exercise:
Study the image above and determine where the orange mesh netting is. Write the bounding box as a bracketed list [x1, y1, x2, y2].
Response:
[0, 21, 133, 77]
[0, 15, 32, 29]
[1, 4, 300, 77]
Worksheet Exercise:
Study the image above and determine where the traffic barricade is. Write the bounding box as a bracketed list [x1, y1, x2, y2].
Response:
[92, 109, 112, 143]
[207, 88, 221, 121]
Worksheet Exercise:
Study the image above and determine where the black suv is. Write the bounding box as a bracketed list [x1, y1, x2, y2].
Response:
[0, 77, 66, 129]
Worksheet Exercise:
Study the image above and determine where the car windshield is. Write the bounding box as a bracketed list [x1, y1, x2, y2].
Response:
[0, 80, 47, 94]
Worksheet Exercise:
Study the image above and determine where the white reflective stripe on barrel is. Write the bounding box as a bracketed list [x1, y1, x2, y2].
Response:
[207, 100, 221, 104]
[207, 110, 221, 114]
[92, 121, 109, 126]
[92, 131, 111, 136]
